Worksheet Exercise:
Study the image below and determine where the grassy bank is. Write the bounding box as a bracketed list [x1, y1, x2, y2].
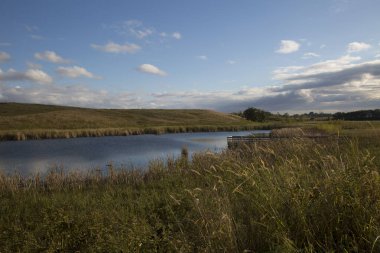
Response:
[0, 125, 259, 141]
[0, 103, 261, 141]
[1, 133, 380, 251]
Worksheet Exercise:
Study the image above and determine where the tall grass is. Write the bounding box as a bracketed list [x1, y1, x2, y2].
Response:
[1, 135, 380, 252]
[0, 125, 260, 141]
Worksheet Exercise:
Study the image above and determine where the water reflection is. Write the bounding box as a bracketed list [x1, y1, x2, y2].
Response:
[0, 130, 269, 175]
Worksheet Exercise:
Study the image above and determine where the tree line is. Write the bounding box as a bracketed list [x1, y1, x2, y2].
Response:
[236, 108, 380, 122]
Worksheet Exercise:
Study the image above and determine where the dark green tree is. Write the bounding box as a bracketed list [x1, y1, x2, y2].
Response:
[242, 107, 270, 122]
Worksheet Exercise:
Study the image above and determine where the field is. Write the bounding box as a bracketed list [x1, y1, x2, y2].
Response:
[0, 103, 261, 140]
[1, 121, 380, 252]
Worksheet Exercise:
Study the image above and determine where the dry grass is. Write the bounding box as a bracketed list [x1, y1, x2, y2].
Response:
[1, 135, 380, 252]
[0, 103, 259, 141]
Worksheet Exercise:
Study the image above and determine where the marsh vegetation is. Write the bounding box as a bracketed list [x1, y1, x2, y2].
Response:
[1, 126, 380, 252]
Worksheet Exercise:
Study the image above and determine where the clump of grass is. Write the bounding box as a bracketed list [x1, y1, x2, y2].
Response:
[1, 136, 380, 252]
[270, 127, 305, 137]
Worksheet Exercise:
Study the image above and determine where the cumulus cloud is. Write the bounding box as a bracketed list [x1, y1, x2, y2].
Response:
[172, 32, 182, 40]
[56, 66, 98, 79]
[2, 42, 379, 113]
[0, 52, 11, 62]
[347, 42, 371, 53]
[2, 53, 380, 112]
[276, 40, 300, 54]
[273, 55, 361, 80]
[247, 55, 380, 112]
[0, 68, 52, 84]
[91, 41, 141, 54]
[137, 64, 167, 76]
[273, 59, 380, 92]
[226, 60, 237, 65]
[0, 83, 141, 109]
[34, 51, 69, 64]
[146, 55, 380, 112]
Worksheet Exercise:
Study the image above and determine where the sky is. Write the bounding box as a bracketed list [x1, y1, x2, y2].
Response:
[1, 0, 380, 113]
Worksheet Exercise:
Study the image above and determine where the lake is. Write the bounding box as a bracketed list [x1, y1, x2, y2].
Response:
[0, 130, 269, 175]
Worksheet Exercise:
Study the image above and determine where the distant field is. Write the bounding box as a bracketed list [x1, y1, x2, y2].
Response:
[0, 103, 258, 140]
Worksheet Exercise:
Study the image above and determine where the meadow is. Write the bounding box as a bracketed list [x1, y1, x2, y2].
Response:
[1, 122, 380, 252]
[0, 103, 260, 141]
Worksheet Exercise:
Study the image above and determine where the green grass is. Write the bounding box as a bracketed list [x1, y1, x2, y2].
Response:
[1, 133, 380, 252]
[0, 103, 260, 140]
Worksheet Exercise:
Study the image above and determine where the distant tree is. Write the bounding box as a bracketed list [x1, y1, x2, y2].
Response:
[333, 109, 380, 120]
[242, 107, 270, 122]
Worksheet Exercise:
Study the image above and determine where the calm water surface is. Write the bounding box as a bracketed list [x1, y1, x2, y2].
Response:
[0, 130, 268, 175]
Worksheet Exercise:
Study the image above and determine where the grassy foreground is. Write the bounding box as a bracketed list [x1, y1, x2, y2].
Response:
[0, 103, 258, 141]
[1, 133, 380, 252]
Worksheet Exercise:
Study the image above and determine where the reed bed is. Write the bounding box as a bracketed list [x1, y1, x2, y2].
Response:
[0, 125, 258, 141]
[1, 135, 380, 252]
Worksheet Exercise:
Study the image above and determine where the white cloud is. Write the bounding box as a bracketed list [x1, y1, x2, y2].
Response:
[270, 56, 380, 107]
[172, 32, 182, 40]
[56, 66, 98, 79]
[274, 55, 361, 80]
[34, 51, 69, 64]
[226, 60, 237, 65]
[91, 41, 141, 54]
[197, 55, 208, 60]
[24, 69, 53, 84]
[0, 52, 11, 62]
[276, 40, 300, 54]
[0, 68, 52, 84]
[302, 52, 320, 59]
[320, 44, 327, 49]
[347, 42, 371, 53]
[2, 54, 380, 112]
[137, 64, 167, 76]
[0, 83, 141, 109]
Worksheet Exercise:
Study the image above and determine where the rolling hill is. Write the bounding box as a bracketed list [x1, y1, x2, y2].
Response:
[0, 103, 255, 140]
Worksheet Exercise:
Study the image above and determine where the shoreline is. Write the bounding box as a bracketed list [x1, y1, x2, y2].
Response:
[0, 124, 278, 141]
[1, 136, 379, 251]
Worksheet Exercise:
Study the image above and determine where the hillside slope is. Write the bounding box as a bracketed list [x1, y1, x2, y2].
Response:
[0, 103, 255, 140]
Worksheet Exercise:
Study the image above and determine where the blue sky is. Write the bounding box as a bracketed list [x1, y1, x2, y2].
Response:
[1, 0, 380, 113]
